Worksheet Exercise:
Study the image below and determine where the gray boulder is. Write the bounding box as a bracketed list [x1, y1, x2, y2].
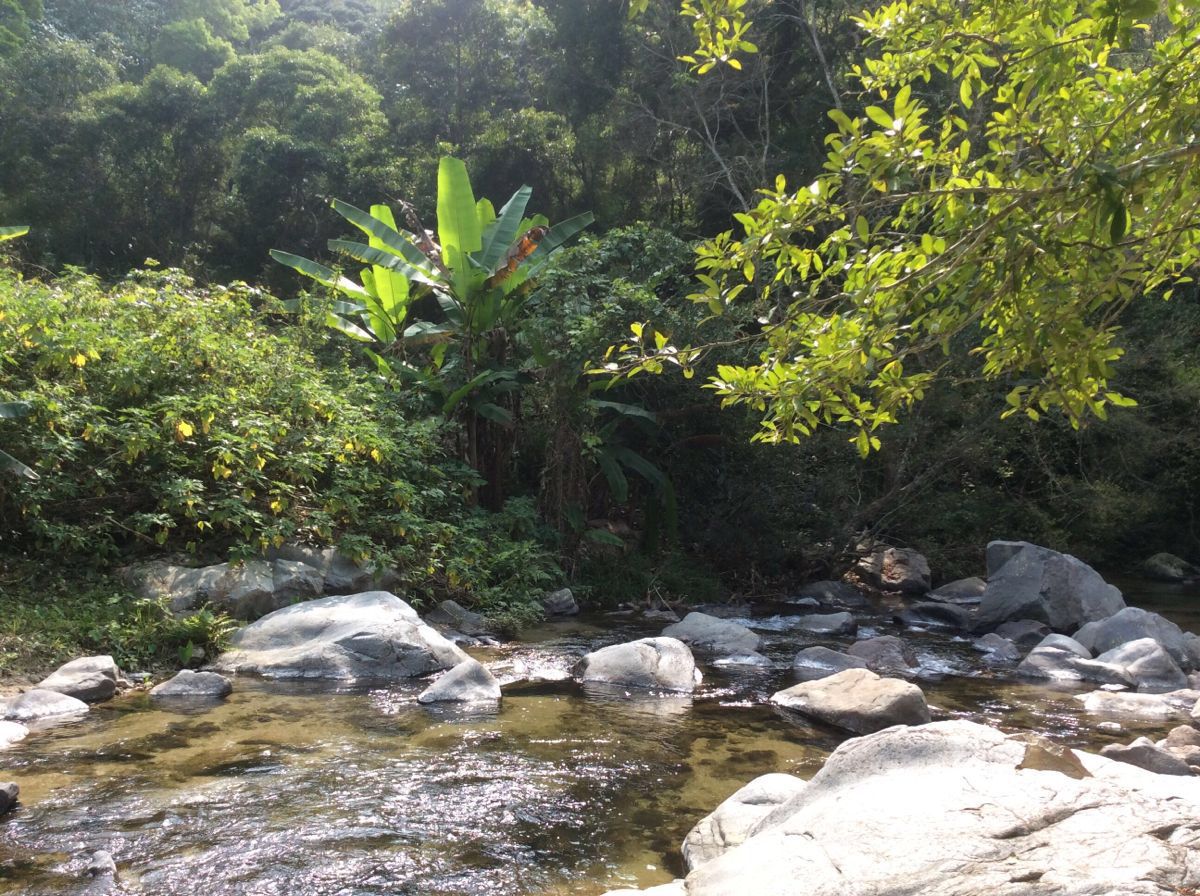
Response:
[1075, 607, 1200, 672]
[792, 612, 857, 637]
[575, 637, 701, 693]
[662, 613, 760, 657]
[150, 670, 233, 699]
[975, 541, 1125, 633]
[418, 658, 501, 704]
[0, 782, 17, 817]
[542, 588, 579, 616]
[1157, 725, 1200, 768]
[3, 688, 89, 722]
[425, 600, 494, 637]
[126, 561, 227, 613]
[771, 668, 931, 734]
[994, 618, 1051, 649]
[846, 636, 918, 676]
[270, 559, 325, 604]
[971, 633, 1020, 664]
[0, 721, 27, 748]
[1142, 552, 1198, 582]
[37, 655, 122, 702]
[895, 601, 972, 632]
[682, 773, 808, 871]
[792, 646, 869, 682]
[212, 591, 468, 681]
[792, 581, 869, 608]
[855, 545, 931, 594]
[1096, 638, 1188, 692]
[1016, 634, 1133, 688]
[268, 543, 375, 593]
[1101, 736, 1194, 776]
[926, 576, 986, 605]
[678, 719, 1200, 896]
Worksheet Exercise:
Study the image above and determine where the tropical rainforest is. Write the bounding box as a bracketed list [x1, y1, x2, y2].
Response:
[1, 0, 1198, 671]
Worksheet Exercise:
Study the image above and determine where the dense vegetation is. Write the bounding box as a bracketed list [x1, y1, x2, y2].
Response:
[1, 0, 1198, 673]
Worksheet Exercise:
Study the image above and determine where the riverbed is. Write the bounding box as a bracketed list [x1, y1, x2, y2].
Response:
[1, 583, 1195, 895]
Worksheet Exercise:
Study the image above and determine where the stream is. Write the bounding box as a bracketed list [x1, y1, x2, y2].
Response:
[1, 581, 1196, 895]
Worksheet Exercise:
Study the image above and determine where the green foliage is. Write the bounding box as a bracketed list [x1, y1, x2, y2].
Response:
[0, 0, 40, 55]
[0, 562, 237, 675]
[617, 0, 1200, 458]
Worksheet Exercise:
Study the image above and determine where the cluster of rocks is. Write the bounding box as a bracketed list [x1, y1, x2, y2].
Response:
[604, 719, 1200, 896]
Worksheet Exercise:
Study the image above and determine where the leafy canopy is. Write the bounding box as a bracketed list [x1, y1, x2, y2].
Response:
[614, 0, 1200, 455]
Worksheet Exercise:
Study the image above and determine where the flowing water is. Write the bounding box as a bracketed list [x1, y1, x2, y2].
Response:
[1, 586, 1196, 896]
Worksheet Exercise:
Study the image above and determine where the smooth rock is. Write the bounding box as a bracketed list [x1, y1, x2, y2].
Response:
[150, 670, 233, 699]
[425, 599, 494, 637]
[855, 545, 931, 594]
[125, 561, 227, 613]
[418, 658, 501, 704]
[971, 633, 1020, 663]
[212, 591, 468, 681]
[1101, 736, 1195, 775]
[680, 720, 1200, 896]
[711, 652, 773, 668]
[1096, 638, 1188, 692]
[216, 560, 277, 619]
[1158, 725, 1200, 768]
[771, 668, 930, 734]
[0, 782, 17, 817]
[1141, 552, 1198, 582]
[662, 613, 760, 657]
[0, 721, 27, 748]
[845, 636, 918, 676]
[270, 558, 325, 604]
[894, 601, 972, 632]
[542, 588, 579, 616]
[682, 773, 807, 871]
[926, 576, 986, 605]
[37, 655, 122, 702]
[1017, 637, 1132, 687]
[781, 597, 820, 610]
[994, 618, 1051, 650]
[792, 646, 869, 682]
[1077, 688, 1200, 721]
[792, 581, 869, 608]
[1074, 607, 1200, 672]
[792, 612, 857, 637]
[268, 543, 375, 593]
[575, 637, 701, 692]
[3, 688, 89, 722]
[601, 884, 686, 896]
[976, 541, 1125, 633]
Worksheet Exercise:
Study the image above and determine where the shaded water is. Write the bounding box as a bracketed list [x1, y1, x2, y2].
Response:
[1, 588, 1196, 896]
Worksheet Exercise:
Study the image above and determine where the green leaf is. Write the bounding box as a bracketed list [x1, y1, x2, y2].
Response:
[865, 105, 894, 128]
[585, 529, 627, 547]
[478, 185, 533, 273]
[0, 401, 31, 419]
[270, 249, 370, 301]
[595, 450, 629, 503]
[0, 225, 29, 242]
[327, 240, 442, 290]
[473, 401, 514, 426]
[0, 448, 37, 480]
[330, 200, 443, 284]
[437, 157, 483, 294]
[588, 399, 657, 422]
[519, 211, 596, 277]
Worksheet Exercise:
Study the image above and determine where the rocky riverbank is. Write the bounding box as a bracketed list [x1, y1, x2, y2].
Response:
[3, 539, 1200, 894]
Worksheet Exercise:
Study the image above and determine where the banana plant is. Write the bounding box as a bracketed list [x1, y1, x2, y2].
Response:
[0, 226, 29, 242]
[272, 156, 594, 507]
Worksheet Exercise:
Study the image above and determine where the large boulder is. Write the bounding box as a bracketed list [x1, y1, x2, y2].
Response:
[1076, 688, 1200, 722]
[37, 655, 122, 702]
[150, 670, 233, 699]
[125, 561, 227, 613]
[542, 588, 579, 616]
[975, 541, 1125, 633]
[971, 634, 1020, 664]
[1074, 607, 1200, 672]
[771, 668, 930, 734]
[2, 688, 89, 722]
[127, 557, 325, 618]
[1016, 635, 1132, 687]
[425, 600, 494, 637]
[1141, 552, 1198, 582]
[855, 546, 931, 594]
[574, 637, 701, 693]
[682, 774, 808, 871]
[662, 613, 760, 657]
[417, 658, 501, 704]
[1157, 725, 1200, 768]
[894, 601, 972, 632]
[211, 591, 468, 681]
[267, 543, 375, 594]
[792, 646, 869, 682]
[845, 636, 918, 677]
[1095, 638, 1188, 692]
[677, 720, 1200, 896]
[1101, 736, 1195, 776]
[994, 619, 1051, 650]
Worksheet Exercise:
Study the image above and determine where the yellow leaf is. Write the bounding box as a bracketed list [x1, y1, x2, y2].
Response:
[175, 420, 194, 441]
[370, 448, 382, 463]
[70, 352, 88, 368]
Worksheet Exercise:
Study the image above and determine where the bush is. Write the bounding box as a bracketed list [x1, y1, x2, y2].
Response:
[0, 265, 558, 615]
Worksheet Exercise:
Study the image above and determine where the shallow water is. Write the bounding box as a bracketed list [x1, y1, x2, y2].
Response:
[0, 592, 1195, 896]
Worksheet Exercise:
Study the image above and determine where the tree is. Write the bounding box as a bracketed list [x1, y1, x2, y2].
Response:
[615, 0, 1200, 455]
[0, 0, 40, 54]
